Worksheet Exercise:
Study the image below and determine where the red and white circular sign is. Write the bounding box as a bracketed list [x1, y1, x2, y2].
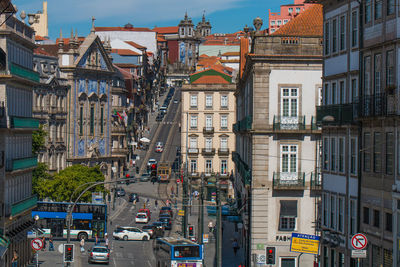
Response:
[31, 238, 44, 251]
[176, 179, 180, 184]
[351, 233, 368, 250]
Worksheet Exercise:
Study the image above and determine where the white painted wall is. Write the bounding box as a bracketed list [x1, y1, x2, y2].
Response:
[96, 31, 157, 53]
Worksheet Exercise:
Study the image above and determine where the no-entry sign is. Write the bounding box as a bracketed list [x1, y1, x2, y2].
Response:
[351, 233, 368, 250]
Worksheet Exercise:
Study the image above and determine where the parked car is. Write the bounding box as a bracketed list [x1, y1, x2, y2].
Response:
[160, 206, 173, 217]
[116, 188, 125, 197]
[156, 114, 163, 122]
[112, 226, 150, 241]
[138, 208, 151, 219]
[141, 225, 156, 238]
[128, 193, 138, 202]
[173, 99, 178, 104]
[158, 217, 172, 230]
[140, 173, 150, 182]
[155, 142, 164, 153]
[159, 213, 171, 220]
[151, 222, 165, 231]
[88, 245, 110, 264]
[135, 213, 149, 224]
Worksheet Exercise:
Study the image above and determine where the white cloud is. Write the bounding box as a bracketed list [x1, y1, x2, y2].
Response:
[17, 0, 243, 25]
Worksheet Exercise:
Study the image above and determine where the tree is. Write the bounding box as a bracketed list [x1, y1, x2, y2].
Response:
[32, 124, 47, 154]
[32, 162, 53, 199]
[37, 165, 108, 202]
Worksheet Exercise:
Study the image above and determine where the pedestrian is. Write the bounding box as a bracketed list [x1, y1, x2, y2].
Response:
[11, 250, 18, 267]
[41, 236, 46, 251]
[232, 239, 239, 256]
[155, 200, 158, 210]
[80, 237, 85, 253]
[208, 221, 214, 233]
[49, 235, 54, 251]
[95, 235, 99, 245]
[105, 234, 109, 249]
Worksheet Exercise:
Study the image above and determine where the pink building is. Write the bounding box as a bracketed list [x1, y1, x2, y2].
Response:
[268, 0, 315, 34]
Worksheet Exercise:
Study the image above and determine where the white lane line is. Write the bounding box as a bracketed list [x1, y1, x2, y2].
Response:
[147, 260, 152, 267]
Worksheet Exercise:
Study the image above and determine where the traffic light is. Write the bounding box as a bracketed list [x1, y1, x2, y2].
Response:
[266, 247, 275, 265]
[64, 244, 74, 263]
[151, 164, 157, 178]
[188, 225, 194, 237]
[126, 174, 130, 185]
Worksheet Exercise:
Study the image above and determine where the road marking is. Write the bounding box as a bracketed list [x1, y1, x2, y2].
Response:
[147, 260, 152, 267]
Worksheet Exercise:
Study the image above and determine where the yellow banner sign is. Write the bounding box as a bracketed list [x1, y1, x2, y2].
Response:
[290, 233, 320, 255]
[178, 210, 185, 216]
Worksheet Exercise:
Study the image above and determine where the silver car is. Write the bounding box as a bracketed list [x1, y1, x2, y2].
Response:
[88, 245, 110, 264]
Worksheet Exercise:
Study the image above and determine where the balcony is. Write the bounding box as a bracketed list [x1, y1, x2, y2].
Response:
[232, 151, 251, 186]
[203, 127, 214, 134]
[310, 172, 322, 191]
[202, 148, 216, 156]
[233, 115, 252, 133]
[218, 148, 230, 156]
[11, 116, 39, 129]
[358, 93, 398, 118]
[188, 172, 200, 179]
[273, 115, 305, 131]
[9, 62, 40, 83]
[188, 148, 199, 155]
[6, 156, 38, 172]
[10, 195, 37, 217]
[316, 103, 357, 125]
[273, 172, 305, 190]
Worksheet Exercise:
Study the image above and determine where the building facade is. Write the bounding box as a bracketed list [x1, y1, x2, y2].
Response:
[33, 48, 69, 173]
[234, 7, 322, 266]
[28, 1, 48, 38]
[0, 9, 40, 267]
[181, 69, 236, 200]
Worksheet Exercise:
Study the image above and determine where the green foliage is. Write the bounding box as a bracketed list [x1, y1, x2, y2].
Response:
[32, 124, 47, 154]
[34, 165, 108, 203]
[32, 162, 54, 200]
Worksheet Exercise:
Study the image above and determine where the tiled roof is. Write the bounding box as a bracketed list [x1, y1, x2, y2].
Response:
[35, 35, 48, 41]
[197, 56, 221, 68]
[125, 41, 147, 50]
[34, 46, 56, 57]
[271, 4, 323, 37]
[115, 63, 140, 68]
[114, 65, 133, 79]
[95, 26, 154, 32]
[192, 75, 230, 84]
[152, 26, 179, 34]
[35, 44, 60, 57]
[157, 35, 167, 42]
[111, 49, 140, 56]
[55, 37, 85, 45]
[221, 51, 239, 56]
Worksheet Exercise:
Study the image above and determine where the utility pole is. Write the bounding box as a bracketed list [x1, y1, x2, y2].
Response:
[198, 173, 205, 244]
[216, 181, 222, 267]
[183, 112, 189, 238]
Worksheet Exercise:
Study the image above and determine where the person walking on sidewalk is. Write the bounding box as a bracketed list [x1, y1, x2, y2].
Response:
[155, 200, 158, 210]
[105, 234, 109, 249]
[208, 221, 214, 233]
[49, 235, 54, 251]
[80, 237, 85, 253]
[232, 239, 239, 256]
[11, 250, 18, 267]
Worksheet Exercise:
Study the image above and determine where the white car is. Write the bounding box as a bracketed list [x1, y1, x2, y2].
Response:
[113, 226, 150, 241]
[135, 213, 149, 224]
[147, 159, 157, 167]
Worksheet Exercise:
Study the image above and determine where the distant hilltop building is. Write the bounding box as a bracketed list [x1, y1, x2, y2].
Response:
[28, 1, 48, 38]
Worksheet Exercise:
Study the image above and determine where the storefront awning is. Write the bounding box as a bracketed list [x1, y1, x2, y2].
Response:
[0, 235, 10, 258]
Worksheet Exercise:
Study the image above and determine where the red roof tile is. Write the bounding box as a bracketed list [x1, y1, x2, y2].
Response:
[271, 4, 323, 37]
[221, 51, 239, 56]
[34, 46, 56, 57]
[152, 26, 179, 34]
[35, 35, 48, 41]
[157, 35, 167, 42]
[95, 26, 154, 32]
[35, 44, 60, 57]
[192, 75, 230, 84]
[115, 63, 140, 68]
[111, 49, 140, 56]
[55, 37, 85, 45]
[125, 41, 147, 50]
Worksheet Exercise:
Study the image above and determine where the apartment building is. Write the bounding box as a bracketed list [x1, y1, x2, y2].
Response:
[234, 6, 322, 266]
[181, 67, 235, 200]
[0, 7, 40, 266]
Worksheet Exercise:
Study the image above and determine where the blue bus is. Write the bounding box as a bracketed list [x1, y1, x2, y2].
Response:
[31, 201, 107, 241]
[154, 237, 203, 267]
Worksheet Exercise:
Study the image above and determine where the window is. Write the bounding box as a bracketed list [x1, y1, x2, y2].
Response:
[386, 132, 394, 174]
[323, 138, 329, 170]
[181, 28, 184, 35]
[350, 138, 357, 175]
[296, 7, 300, 13]
[190, 159, 197, 173]
[279, 200, 297, 231]
[281, 145, 297, 173]
[205, 115, 213, 128]
[374, 0, 382, 19]
[205, 137, 212, 149]
[323, 193, 328, 227]
[281, 258, 296, 266]
[271, 20, 275, 26]
[283, 19, 288, 24]
[373, 132, 381, 173]
[79, 106, 83, 136]
[205, 160, 212, 174]
[332, 19, 337, 53]
[339, 16, 345, 50]
[363, 206, 370, 224]
[387, 0, 395, 15]
[324, 83, 329, 105]
[338, 138, 344, 173]
[324, 22, 330, 55]
[331, 82, 337, 104]
[350, 199, 357, 235]
[323, 247, 329, 267]
[339, 253, 344, 267]
[365, 0, 372, 23]
[205, 95, 213, 108]
[364, 132, 371, 172]
[374, 54, 381, 94]
[338, 197, 344, 232]
[190, 115, 198, 128]
[288, 7, 293, 13]
[373, 209, 380, 227]
[351, 78, 358, 102]
[100, 106, 104, 134]
[221, 160, 227, 174]
[220, 138, 228, 150]
[282, 88, 298, 117]
[189, 137, 197, 149]
[339, 81, 345, 104]
[385, 213, 392, 232]
[221, 95, 228, 108]
[220, 115, 228, 129]
[90, 106, 95, 135]
[190, 95, 197, 108]
[330, 138, 336, 171]
[351, 11, 358, 47]
[364, 56, 371, 95]
[330, 195, 336, 229]
[277, 20, 282, 26]
[386, 50, 394, 86]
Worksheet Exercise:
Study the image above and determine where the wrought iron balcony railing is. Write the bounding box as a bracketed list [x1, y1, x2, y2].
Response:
[273, 172, 305, 190]
[273, 115, 305, 131]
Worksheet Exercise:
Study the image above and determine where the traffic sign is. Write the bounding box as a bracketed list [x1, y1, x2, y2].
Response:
[176, 179, 180, 184]
[31, 238, 44, 251]
[351, 249, 367, 258]
[203, 234, 209, 243]
[351, 233, 368, 250]
[178, 209, 185, 216]
[290, 233, 320, 255]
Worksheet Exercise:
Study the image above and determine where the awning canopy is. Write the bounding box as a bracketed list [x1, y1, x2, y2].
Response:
[139, 137, 150, 143]
[280, 200, 298, 217]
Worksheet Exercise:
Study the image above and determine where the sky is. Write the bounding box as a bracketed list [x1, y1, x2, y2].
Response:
[13, 0, 295, 40]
